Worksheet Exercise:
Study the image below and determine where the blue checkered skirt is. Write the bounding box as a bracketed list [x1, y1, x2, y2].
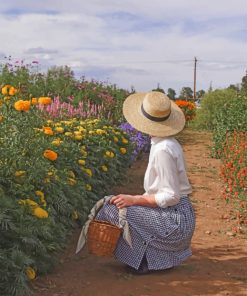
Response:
[96, 196, 195, 270]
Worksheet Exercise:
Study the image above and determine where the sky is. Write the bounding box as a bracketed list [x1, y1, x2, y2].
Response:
[1, 0, 247, 94]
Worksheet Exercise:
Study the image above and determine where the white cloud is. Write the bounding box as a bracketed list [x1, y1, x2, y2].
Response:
[0, 0, 247, 93]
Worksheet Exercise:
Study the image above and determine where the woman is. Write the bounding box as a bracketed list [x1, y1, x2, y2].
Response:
[97, 91, 195, 274]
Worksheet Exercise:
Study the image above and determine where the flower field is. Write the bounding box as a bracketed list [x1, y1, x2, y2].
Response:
[0, 83, 136, 295]
[1, 59, 246, 295]
[220, 131, 247, 228]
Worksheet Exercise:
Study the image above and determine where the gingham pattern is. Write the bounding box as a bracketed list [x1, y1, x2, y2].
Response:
[96, 196, 195, 270]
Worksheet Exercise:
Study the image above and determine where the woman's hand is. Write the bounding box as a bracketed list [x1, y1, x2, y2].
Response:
[110, 194, 136, 209]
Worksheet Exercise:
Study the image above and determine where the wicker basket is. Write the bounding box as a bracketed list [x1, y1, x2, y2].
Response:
[87, 220, 122, 257]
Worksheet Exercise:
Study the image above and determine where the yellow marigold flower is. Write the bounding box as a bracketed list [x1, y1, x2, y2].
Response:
[35, 191, 44, 199]
[120, 148, 127, 154]
[72, 210, 79, 220]
[14, 170, 26, 177]
[74, 135, 83, 141]
[101, 165, 108, 172]
[1, 85, 9, 95]
[78, 159, 86, 165]
[78, 127, 86, 133]
[85, 168, 92, 177]
[52, 139, 62, 146]
[88, 130, 94, 135]
[67, 177, 77, 186]
[85, 184, 92, 191]
[38, 96, 52, 105]
[26, 267, 36, 280]
[65, 132, 73, 137]
[18, 198, 38, 208]
[14, 100, 31, 112]
[33, 207, 49, 218]
[35, 191, 46, 206]
[96, 129, 105, 135]
[74, 131, 81, 136]
[113, 136, 119, 143]
[105, 151, 115, 158]
[43, 149, 58, 161]
[31, 97, 38, 105]
[55, 127, 64, 133]
[122, 138, 128, 144]
[43, 126, 54, 135]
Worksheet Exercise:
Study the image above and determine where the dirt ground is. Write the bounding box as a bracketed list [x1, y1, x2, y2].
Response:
[33, 129, 247, 296]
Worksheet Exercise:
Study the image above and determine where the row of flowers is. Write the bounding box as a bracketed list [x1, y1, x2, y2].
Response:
[220, 130, 247, 231]
[0, 85, 133, 295]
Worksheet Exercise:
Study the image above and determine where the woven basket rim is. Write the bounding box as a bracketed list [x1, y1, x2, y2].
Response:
[90, 219, 122, 230]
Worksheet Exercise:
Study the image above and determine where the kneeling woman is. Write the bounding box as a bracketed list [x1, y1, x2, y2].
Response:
[87, 92, 195, 274]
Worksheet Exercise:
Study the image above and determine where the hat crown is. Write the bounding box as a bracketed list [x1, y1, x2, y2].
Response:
[142, 92, 171, 118]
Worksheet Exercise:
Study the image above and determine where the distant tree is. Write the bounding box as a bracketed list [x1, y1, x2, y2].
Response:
[196, 89, 206, 99]
[179, 87, 193, 100]
[241, 71, 247, 94]
[167, 88, 176, 100]
[227, 84, 240, 92]
[152, 83, 165, 93]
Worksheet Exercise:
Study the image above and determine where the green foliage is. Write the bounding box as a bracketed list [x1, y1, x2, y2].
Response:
[0, 88, 133, 295]
[191, 88, 237, 130]
[167, 88, 176, 100]
[212, 96, 247, 157]
[179, 87, 193, 100]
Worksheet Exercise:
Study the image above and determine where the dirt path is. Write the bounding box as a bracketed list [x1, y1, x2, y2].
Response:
[33, 129, 247, 296]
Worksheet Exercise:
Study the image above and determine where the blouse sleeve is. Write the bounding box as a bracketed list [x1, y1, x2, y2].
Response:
[153, 149, 180, 208]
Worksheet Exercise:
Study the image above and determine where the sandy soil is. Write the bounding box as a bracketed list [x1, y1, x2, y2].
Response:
[33, 129, 247, 296]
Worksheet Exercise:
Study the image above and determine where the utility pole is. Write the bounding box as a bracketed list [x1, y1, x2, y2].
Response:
[193, 57, 197, 100]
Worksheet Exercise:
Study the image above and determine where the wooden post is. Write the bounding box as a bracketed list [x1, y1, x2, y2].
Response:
[193, 57, 197, 100]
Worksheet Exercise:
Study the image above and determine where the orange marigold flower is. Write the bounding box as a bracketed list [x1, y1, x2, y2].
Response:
[25, 267, 36, 280]
[33, 207, 49, 218]
[14, 100, 31, 112]
[9, 86, 17, 96]
[31, 97, 38, 105]
[38, 96, 52, 105]
[43, 149, 58, 161]
[43, 126, 54, 135]
[1, 85, 17, 96]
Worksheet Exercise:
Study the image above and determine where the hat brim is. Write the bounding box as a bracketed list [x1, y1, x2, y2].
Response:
[123, 92, 185, 137]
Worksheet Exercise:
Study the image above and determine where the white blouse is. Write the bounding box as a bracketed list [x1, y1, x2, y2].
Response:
[144, 137, 192, 208]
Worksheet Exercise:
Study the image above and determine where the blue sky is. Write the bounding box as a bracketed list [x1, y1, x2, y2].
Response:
[1, 0, 247, 94]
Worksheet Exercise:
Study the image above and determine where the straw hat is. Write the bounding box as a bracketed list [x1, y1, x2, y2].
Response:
[123, 91, 185, 137]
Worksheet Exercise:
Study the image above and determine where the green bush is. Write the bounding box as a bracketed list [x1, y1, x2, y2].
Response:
[212, 96, 247, 157]
[191, 89, 237, 130]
